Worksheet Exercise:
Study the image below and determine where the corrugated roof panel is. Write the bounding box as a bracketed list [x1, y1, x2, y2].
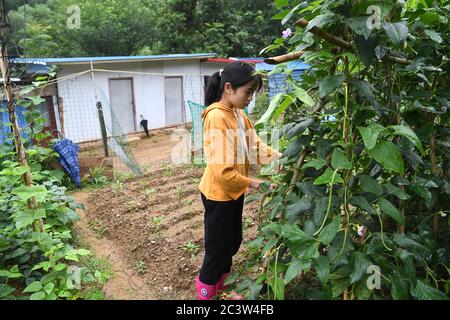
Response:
[12, 53, 216, 65]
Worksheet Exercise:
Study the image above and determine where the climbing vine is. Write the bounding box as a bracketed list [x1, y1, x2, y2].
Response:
[240, 0, 449, 300]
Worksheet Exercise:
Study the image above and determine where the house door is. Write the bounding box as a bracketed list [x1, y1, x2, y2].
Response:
[109, 78, 136, 133]
[165, 77, 184, 126]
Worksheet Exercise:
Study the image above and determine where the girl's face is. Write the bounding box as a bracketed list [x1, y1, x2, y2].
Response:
[224, 81, 256, 109]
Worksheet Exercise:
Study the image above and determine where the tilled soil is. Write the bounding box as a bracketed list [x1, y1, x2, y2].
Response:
[80, 163, 263, 299]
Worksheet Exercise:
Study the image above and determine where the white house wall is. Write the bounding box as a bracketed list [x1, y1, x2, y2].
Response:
[54, 59, 252, 143]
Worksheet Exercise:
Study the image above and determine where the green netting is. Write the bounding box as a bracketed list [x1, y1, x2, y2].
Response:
[187, 100, 206, 164]
[96, 88, 143, 176]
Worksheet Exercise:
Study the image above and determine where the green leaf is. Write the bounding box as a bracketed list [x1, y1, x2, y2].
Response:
[0, 268, 23, 279]
[314, 256, 330, 285]
[346, 17, 372, 39]
[285, 196, 312, 222]
[319, 75, 344, 97]
[350, 252, 372, 284]
[357, 124, 385, 150]
[27, 96, 46, 106]
[378, 198, 405, 225]
[30, 291, 46, 300]
[368, 141, 404, 175]
[294, 86, 315, 107]
[43, 283, 54, 295]
[12, 185, 48, 203]
[287, 119, 314, 139]
[383, 22, 408, 45]
[19, 86, 36, 95]
[280, 224, 309, 241]
[331, 277, 351, 298]
[390, 269, 410, 300]
[354, 34, 378, 66]
[23, 281, 43, 293]
[255, 93, 283, 128]
[331, 148, 352, 170]
[389, 124, 424, 155]
[424, 30, 443, 43]
[273, 94, 295, 122]
[314, 168, 344, 185]
[318, 215, 341, 245]
[268, 275, 285, 300]
[281, 2, 306, 25]
[302, 158, 327, 170]
[306, 14, 336, 31]
[0, 284, 16, 298]
[284, 260, 311, 284]
[350, 79, 376, 103]
[409, 183, 431, 200]
[294, 241, 320, 260]
[14, 209, 46, 229]
[384, 183, 411, 200]
[411, 280, 449, 300]
[275, 0, 289, 9]
[420, 12, 440, 25]
[360, 175, 383, 196]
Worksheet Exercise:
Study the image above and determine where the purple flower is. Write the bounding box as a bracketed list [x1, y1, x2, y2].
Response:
[282, 28, 292, 39]
[357, 225, 365, 237]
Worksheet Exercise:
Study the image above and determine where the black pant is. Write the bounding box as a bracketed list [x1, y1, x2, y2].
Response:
[199, 192, 244, 285]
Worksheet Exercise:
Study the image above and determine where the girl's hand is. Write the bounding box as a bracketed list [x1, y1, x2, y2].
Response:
[249, 179, 263, 189]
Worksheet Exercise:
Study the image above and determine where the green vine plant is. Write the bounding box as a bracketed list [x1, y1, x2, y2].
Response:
[239, 0, 449, 300]
[0, 70, 109, 300]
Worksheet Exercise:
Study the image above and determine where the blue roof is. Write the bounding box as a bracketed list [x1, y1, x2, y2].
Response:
[256, 60, 310, 71]
[11, 53, 217, 65]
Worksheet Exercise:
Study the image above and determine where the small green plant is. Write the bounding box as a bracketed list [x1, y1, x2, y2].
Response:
[183, 241, 200, 259]
[82, 165, 109, 188]
[243, 217, 253, 229]
[88, 220, 109, 238]
[143, 188, 156, 196]
[111, 180, 124, 193]
[114, 170, 135, 182]
[135, 260, 147, 275]
[81, 256, 113, 285]
[175, 186, 183, 197]
[126, 200, 136, 208]
[162, 162, 173, 177]
[184, 199, 193, 206]
[151, 215, 165, 238]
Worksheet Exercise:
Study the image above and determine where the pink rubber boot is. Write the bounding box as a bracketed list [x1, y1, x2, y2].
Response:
[216, 271, 231, 294]
[195, 276, 217, 300]
[216, 272, 245, 300]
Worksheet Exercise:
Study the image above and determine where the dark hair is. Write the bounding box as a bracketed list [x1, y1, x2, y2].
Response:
[204, 61, 263, 106]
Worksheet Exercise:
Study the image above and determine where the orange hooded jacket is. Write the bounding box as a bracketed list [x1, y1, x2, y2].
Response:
[198, 102, 280, 201]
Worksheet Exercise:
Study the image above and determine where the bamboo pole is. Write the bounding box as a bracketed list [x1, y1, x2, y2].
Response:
[0, 0, 43, 231]
[265, 18, 411, 66]
[58, 97, 65, 137]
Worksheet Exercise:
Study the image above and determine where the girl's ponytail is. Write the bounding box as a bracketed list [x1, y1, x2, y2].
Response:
[204, 71, 223, 106]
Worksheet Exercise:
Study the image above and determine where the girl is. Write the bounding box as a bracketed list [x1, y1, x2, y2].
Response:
[196, 62, 282, 300]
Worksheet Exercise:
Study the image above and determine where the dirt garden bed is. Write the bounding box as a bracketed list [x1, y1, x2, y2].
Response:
[74, 163, 264, 299]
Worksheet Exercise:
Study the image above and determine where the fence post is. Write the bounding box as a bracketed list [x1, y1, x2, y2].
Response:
[96, 101, 109, 157]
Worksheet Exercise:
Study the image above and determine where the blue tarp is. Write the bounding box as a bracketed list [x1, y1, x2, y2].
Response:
[0, 102, 30, 145]
[52, 139, 82, 188]
[256, 60, 311, 99]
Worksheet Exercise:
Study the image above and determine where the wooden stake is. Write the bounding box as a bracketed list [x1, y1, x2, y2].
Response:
[265, 18, 411, 66]
[0, 0, 43, 231]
